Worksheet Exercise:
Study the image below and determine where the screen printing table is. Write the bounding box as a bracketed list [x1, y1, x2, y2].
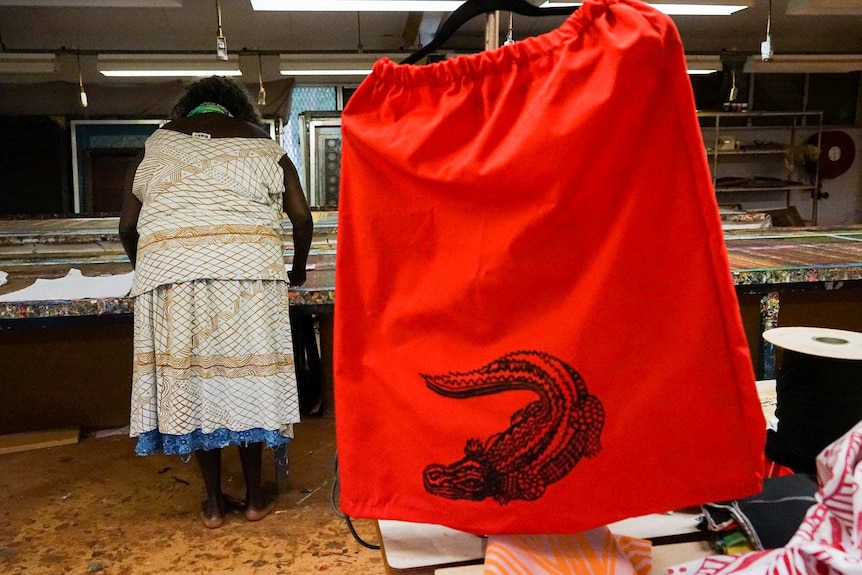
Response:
[725, 227, 862, 378]
[3, 223, 859, 376]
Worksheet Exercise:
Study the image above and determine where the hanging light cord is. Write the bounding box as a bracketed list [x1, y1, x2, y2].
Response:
[214, 0, 228, 60]
[356, 12, 364, 53]
[729, 68, 738, 101]
[77, 52, 88, 108]
[761, 0, 773, 61]
[257, 54, 266, 106]
[216, 0, 224, 38]
[504, 11, 515, 45]
[766, 0, 772, 40]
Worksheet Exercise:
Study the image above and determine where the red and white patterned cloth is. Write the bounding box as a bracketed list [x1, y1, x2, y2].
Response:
[669, 420, 862, 575]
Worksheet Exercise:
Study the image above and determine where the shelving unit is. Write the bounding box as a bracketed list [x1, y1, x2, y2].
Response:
[698, 111, 823, 224]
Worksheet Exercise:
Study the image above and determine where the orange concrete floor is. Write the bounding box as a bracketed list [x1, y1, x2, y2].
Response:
[0, 416, 386, 575]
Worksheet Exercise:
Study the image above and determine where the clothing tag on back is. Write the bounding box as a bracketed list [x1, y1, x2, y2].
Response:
[192, 132, 211, 139]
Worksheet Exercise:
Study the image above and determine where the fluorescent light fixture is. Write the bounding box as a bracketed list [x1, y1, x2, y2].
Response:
[256, 0, 462, 9]
[546, 2, 747, 14]
[98, 54, 242, 77]
[0, 0, 181, 5]
[254, 0, 748, 14]
[280, 53, 399, 76]
[744, 54, 862, 73]
[686, 55, 722, 74]
[282, 51, 727, 76]
[282, 69, 373, 76]
[641, 3, 748, 15]
[0, 53, 57, 74]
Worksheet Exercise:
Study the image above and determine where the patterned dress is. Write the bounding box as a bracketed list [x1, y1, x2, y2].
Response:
[129, 129, 299, 456]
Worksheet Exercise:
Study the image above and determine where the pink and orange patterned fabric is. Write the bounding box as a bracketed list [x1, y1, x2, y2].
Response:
[484, 528, 652, 575]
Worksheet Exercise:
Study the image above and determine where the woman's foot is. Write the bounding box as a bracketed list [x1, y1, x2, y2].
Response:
[245, 501, 275, 521]
[199, 493, 242, 529]
[200, 499, 225, 529]
[237, 442, 275, 522]
[245, 498, 276, 522]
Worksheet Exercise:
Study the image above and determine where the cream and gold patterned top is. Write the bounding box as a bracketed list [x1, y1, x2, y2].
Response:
[130, 129, 289, 297]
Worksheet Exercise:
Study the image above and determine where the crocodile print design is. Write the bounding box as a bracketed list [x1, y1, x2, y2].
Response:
[421, 350, 605, 505]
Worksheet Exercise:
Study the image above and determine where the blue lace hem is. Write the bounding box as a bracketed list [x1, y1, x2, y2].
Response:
[134, 427, 291, 456]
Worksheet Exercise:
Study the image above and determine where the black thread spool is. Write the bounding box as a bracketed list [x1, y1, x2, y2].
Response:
[764, 327, 862, 476]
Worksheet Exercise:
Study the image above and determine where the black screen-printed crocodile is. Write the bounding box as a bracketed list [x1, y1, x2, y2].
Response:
[421, 350, 604, 505]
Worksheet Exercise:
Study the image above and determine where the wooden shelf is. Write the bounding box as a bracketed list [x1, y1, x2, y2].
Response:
[707, 148, 786, 156]
[699, 111, 823, 223]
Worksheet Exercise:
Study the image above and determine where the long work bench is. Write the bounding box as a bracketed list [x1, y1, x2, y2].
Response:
[2, 219, 861, 432]
[0, 215, 336, 321]
[0, 215, 337, 492]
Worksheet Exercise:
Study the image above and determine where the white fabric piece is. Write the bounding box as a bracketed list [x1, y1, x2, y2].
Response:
[0, 270, 7, 287]
[0, 268, 134, 302]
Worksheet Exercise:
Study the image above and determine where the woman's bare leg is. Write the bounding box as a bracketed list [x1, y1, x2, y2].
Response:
[195, 448, 226, 528]
[238, 442, 275, 521]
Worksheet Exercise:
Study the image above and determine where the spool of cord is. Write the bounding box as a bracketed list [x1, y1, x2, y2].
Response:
[763, 327, 862, 476]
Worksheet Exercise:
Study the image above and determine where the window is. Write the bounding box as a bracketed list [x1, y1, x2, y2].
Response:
[284, 87, 337, 190]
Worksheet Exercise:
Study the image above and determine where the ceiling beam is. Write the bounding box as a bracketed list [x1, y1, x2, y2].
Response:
[786, 0, 862, 15]
[402, 11, 423, 49]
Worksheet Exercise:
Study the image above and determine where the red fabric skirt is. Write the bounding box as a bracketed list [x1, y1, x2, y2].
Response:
[335, 0, 765, 535]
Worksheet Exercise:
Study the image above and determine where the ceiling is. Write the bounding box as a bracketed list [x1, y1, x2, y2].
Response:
[0, 0, 861, 86]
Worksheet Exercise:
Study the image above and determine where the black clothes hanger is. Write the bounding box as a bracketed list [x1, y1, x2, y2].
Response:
[400, 0, 578, 65]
